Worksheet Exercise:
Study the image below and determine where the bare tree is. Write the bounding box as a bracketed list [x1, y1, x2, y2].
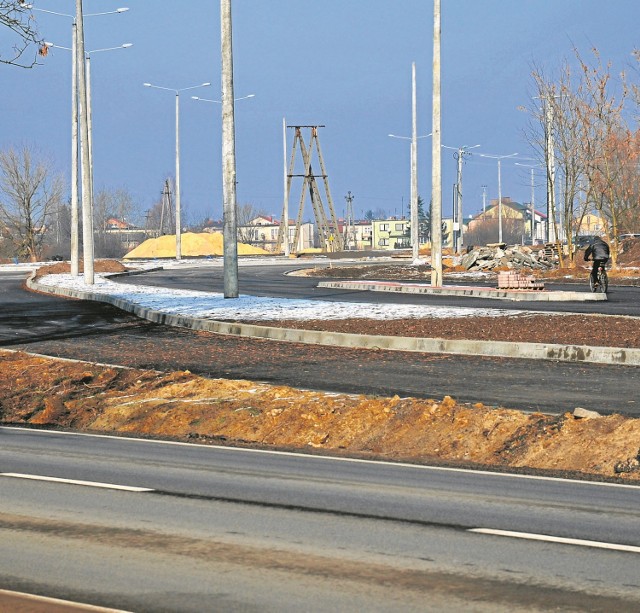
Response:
[92, 187, 140, 257]
[576, 49, 630, 267]
[236, 202, 267, 244]
[464, 218, 525, 248]
[1, 1, 45, 68]
[0, 145, 64, 261]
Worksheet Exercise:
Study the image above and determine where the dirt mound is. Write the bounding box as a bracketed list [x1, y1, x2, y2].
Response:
[123, 232, 269, 259]
[1, 350, 639, 482]
[34, 259, 127, 279]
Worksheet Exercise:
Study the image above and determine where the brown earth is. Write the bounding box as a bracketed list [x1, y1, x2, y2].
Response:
[3, 253, 637, 483]
[1, 350, 639, 483]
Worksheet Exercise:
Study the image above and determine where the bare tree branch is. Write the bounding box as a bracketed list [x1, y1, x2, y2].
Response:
[0, 1, 45, 68]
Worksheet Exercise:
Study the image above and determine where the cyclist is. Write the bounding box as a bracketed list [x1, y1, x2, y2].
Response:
[584, 236, 610, 287]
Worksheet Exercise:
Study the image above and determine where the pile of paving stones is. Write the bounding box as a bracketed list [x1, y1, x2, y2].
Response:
[461, 243, 555, 272]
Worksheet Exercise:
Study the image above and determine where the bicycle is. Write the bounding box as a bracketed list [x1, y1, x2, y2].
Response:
[589, 262, 608, 293]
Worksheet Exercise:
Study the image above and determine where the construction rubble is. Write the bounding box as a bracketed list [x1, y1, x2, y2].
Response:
[461, 243, 555, 272]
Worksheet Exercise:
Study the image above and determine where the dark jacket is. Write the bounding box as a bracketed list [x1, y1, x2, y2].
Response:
[584, 238, 610, 261]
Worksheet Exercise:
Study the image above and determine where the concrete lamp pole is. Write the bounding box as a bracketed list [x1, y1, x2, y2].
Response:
[515, 162, 541, 245]
[46, 41, 133, 241]
[144, 81, 211, 260]
[431, 0, 443, 287]
[389, 132, 431, 260]
[29, 4, 129, 278]
[477, 152, 518, 244]
[221, 0, 238, 298]
[443, 143, 480, 253]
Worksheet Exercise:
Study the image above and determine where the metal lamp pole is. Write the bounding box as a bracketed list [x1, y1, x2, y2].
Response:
[144, 81, 211, 260]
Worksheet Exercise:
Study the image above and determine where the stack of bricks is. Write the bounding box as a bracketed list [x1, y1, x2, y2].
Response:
[497, 271, 544, 290]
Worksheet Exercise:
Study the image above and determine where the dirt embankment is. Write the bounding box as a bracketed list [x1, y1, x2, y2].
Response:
[2, 350, 639, 483]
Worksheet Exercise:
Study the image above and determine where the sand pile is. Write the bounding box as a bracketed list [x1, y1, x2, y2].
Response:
[124, 232, 269, 259]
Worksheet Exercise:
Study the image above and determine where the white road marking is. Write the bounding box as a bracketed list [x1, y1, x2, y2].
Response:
[0, 588, 132, 611]
[469, 528, 640, 553]
[0, 472, 153, 492]
[4, 426, 640, 491]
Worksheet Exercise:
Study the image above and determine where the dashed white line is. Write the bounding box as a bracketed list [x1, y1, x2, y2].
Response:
[469, 528, 640, 554]
[0, 473, 153, 492]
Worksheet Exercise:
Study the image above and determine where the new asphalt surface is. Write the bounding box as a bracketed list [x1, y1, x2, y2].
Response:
[1, 264, 639, 416]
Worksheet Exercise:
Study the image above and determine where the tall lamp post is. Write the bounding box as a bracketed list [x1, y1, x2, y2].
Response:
[25, 4, 129, 279]
[443, 143, 480, 253]
[389, 132, 431, 259]
[431, 0, 442, 287]
[515, 162, 541, 245]
[46, 41, 132, 217]
[477, 152, 518, 243]
[144, 81, 211, 260]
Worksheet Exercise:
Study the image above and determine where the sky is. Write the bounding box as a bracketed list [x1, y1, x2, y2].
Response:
[3, 1, 640, 227]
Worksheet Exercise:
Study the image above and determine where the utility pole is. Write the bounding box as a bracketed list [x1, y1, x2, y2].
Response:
[282, 117, 290, 256]
[544, 96, 557, 243]
[481, 184, 487, 215]
[411, 62, 419, 263]
[529, 167, 535, 244]
[450, 144, 479, 253]
[70, 20, 79, 276]
[430, 0, 442, 286]
[344, 191, 355, 250]
[221, 0, 238, 298]
[75, 0, 94, 284]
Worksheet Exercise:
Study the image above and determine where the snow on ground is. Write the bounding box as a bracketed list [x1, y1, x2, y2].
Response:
[37, 273, 537, 321]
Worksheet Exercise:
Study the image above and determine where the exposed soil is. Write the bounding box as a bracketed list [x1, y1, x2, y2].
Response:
[4, 252, 637, 483]
[2, 350, 639, 482]
[247, 313, 640, 348]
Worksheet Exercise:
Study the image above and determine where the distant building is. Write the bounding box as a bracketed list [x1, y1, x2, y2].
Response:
[468, 197, 546, 243]
[371, 218, 410, 250]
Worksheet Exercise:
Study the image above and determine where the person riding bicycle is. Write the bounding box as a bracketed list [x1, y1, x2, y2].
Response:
[584, 236, 610, 286]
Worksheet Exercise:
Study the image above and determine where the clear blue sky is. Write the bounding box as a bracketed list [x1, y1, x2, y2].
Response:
[3, 1, 640, 225]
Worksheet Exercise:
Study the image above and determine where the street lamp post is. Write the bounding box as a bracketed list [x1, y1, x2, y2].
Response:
[515, 162, 541, 245]
[431, 0, 442, 287]
[444, 143, 480, 253]
[389, 131, 431, 259]
[477, 152, 518, 243]
[28, 5, 129, 279]
[144, 81, 211, 260]
[221, 0, 238, 298]
[47, 41, 132, 226]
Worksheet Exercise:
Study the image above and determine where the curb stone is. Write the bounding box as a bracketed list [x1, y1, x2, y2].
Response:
[26, 274, 640, 367]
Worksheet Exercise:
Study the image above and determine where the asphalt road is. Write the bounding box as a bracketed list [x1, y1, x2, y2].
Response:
[115, 261, 640, 316]
[1, 268, 639, 415]
[1, 427, 639, 612]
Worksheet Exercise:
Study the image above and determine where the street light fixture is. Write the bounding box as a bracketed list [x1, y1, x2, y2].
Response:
[443, 143, 480, 253]
[30, 4, 130, 282]
[477, 152, 518, 243]
[191, 94, 255, 103]
[144, 81, 211, 260]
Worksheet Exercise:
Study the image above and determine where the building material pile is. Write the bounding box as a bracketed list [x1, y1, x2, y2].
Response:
[497, 271, 545, 290]
[461, 243, 554, 272]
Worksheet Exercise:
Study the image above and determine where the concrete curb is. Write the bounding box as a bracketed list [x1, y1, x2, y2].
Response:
[317, 280, 608, 302]
[26, 274, 639, 367]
